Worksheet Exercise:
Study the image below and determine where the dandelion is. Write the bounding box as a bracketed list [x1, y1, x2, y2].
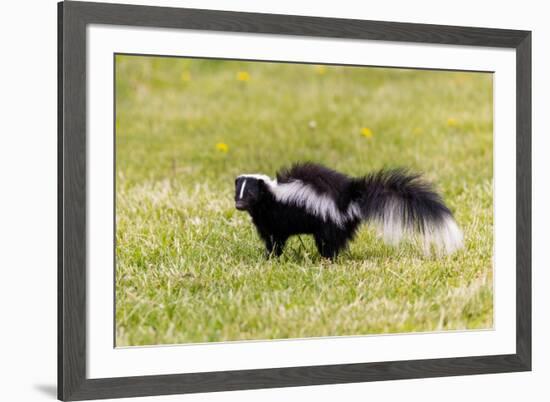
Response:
[447, 118, 458, 127]
[215, 142, 229, 153]
[360, 127, 373, 138]
[237, 71, 250, 81]
[315, 65, 327, 75]
[308, 120, 317, 129]
[413, 127, 423, 135]
[180, 71, 192, 82]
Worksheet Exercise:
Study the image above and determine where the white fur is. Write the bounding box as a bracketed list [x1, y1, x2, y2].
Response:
[271, 181, 353, 227]
[426, 215, 464, 255]
[374, 198, 463, 255]
[238, 179, 247, 199]
[376, 198, 408, 246]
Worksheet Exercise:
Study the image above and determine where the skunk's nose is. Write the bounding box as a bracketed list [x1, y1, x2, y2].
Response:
[235, 200, 247, 210]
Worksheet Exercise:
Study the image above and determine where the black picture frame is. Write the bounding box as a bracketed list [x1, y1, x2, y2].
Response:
[58, 1, 532, 400]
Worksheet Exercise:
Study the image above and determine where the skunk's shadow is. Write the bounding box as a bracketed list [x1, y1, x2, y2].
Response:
[263, 242, 419, 266]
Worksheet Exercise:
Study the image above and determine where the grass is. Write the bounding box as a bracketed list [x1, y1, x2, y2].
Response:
[115, 55, 493, 346]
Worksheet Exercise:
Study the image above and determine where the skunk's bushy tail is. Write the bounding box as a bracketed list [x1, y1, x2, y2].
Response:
[351, 169, 463, 255]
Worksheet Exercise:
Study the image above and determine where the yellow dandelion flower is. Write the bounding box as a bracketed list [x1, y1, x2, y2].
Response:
[315, 65, 326, 75]
[413, 127, 423, 135]
[215, 142, 229, 153]
[181, 71, 191, 82]
[237, 71, 250, 81]
[360, 127, 373, 138]
[447, 118, 458, 127]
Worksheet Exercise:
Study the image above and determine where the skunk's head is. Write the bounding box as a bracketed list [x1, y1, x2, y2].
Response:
[234, 174, 273, 211]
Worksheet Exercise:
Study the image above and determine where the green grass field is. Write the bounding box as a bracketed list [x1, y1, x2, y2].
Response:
[115, 55, 493, 346]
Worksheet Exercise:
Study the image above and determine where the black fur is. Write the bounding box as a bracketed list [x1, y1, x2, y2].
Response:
[350, 169, 452, 234]
[235, 163, 458, 259]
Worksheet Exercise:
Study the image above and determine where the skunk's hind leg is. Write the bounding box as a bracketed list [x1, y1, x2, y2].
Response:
[314, 227, 350, 260]
[264, 234, 288, 258]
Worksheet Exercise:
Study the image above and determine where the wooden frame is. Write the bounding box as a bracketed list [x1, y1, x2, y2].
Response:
[58, 1, 531, 400]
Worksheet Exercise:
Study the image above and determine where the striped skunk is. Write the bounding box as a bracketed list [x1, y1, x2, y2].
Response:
[235, 162, 463, 259]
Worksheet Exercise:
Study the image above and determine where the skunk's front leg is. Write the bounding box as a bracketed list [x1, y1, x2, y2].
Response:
[250, 216, 287, 258]
[264, 234, 287, 258]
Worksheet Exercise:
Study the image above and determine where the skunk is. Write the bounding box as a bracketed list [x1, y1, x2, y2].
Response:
[235, 162, 463, 259]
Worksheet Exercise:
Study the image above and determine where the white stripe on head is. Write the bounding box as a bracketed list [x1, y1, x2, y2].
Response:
[239, 179, 247, 199]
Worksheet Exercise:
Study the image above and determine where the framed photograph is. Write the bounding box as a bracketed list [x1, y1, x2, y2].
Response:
[58, 1, 531, 400]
